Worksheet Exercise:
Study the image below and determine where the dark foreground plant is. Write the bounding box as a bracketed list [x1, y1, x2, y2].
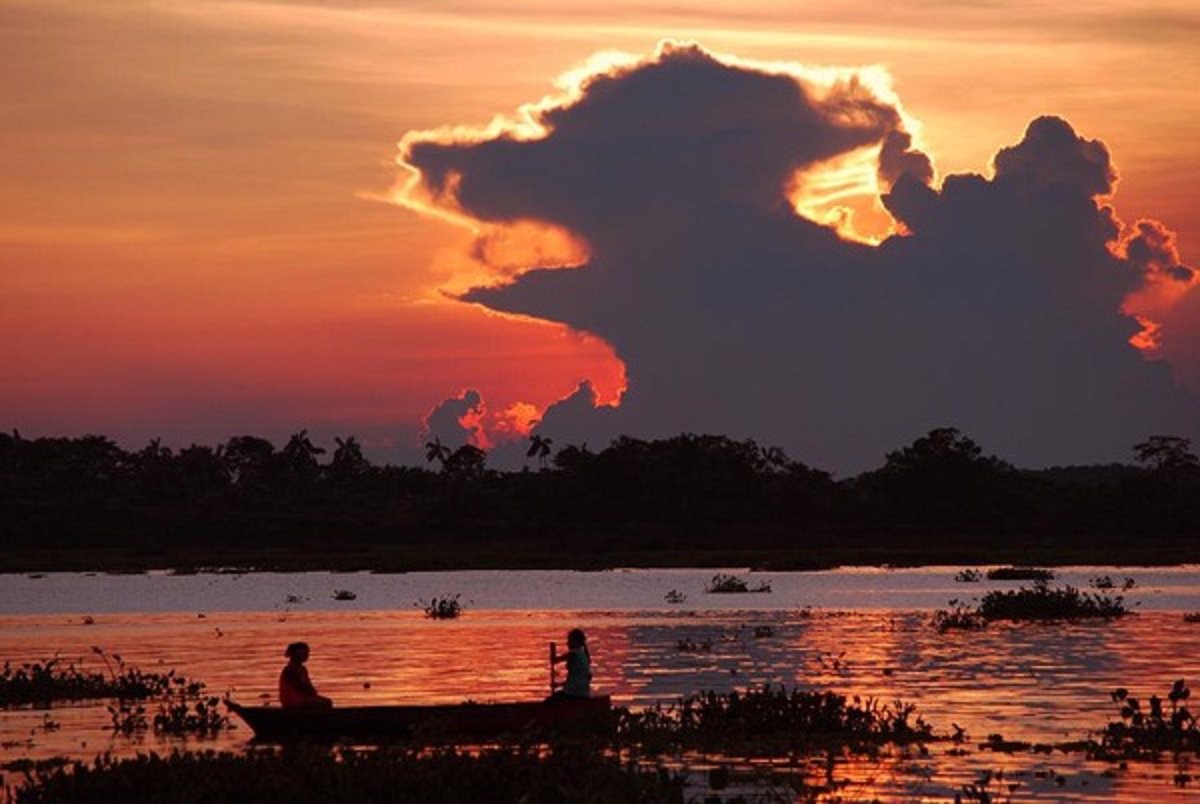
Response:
[11, 745, 684, 804]
[618, 685, 932, 753]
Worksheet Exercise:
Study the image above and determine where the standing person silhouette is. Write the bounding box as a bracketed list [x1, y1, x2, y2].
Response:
[549, 628, 592, 700]
[279, 642, 333, 709]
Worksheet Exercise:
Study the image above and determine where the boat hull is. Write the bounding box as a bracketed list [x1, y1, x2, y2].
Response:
[227, 696, 613, 742]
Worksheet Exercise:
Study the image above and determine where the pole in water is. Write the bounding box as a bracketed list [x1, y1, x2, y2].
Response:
[549, 642, 557, 693]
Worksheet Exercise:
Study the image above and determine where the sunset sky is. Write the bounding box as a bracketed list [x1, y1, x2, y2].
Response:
[5, 0, 1200, 473]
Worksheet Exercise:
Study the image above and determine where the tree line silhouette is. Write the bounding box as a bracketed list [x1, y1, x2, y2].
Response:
[2, 427, 1198, 567]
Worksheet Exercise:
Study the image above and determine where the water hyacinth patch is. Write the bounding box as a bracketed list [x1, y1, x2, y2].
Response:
[977, 584, 1129, 622]
[1097, 680, 1199, 758]
[617, 685, 932, 753]
[704, 574, 771, 594]
[420, 594, 465, 619]
[9, 745, 685, 804]
[986, 567, 1055, 582]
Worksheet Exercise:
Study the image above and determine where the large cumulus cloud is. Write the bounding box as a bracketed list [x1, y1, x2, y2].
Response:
[402, 42, 1200, 473]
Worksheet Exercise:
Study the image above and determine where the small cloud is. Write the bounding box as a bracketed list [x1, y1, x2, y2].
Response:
[421, 389, 486, 449]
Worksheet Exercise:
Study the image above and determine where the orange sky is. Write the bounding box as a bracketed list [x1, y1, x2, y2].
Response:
[4, 0, 1200, 463]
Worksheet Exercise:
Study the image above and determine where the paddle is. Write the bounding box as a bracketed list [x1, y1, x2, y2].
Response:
[549, 641, 557, 693]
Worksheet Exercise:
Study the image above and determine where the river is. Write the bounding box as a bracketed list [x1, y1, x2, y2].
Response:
[2, 566, 1198, 800]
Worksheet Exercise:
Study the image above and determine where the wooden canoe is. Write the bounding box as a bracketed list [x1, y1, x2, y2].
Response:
[226, 695, 613, 742]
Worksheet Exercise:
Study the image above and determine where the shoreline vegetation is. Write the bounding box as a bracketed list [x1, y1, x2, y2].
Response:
[3, 428, 1200, 573]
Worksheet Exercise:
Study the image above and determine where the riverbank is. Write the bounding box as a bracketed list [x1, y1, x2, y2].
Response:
[3, 538, 1197, 573]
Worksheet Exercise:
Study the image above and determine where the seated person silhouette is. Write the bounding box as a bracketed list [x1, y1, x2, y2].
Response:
[279, 641, 333, 709]
[548, 628, 591, 701]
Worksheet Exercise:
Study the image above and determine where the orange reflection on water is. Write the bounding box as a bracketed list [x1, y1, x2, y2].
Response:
[3, 608, 1199, 800]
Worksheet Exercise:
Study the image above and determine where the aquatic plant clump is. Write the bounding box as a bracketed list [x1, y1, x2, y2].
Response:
[1, 653, 173, 708]
[0, 649, 229, 736]
[954, 568, 983, 583]
[618, 685, 933, 752]
[986, 567, 1055, 582]
[932, 599, 986, 632]
[977, 584, 1129, 621]
[1095, 680, 1199, 758]
[704, 573, 771, 594]
[10, 745, 685, 804]
[420, 594, 464, 619]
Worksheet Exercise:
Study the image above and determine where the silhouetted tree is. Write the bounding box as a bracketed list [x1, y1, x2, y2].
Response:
[444, 444, 488, 480]
[1133, 435, 1199, 473]
[526, 434, 553, 469]
[329, 436, 372, 483]
[424, 437, 450, 468]
[223, 435, 275, 489]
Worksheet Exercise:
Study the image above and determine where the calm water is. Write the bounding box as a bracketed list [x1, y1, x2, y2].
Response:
[2, 567, 1199, 800]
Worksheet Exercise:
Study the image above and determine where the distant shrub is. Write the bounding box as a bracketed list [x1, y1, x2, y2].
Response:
[986, 567, 1055, 582]
[954, 569, 982, 583]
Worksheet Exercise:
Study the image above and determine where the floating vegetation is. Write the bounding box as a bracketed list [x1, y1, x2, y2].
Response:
[978, 584, 1129, 622]
[1096, 680, 1199, 758]
[675, 637, 712, 653]
[331, 589, 357, 601]
[704, 573, 771, 594]
[617, 685, 932, 753]
[0, 648, 228, 736]
[419, 594, 464, 620]
[955, 568, 983, 583]
[9, 745, 684, 804]
[284, 593, 308, 605]
[958, 768, 1020, 802]
[932, 599, 986, 632]
[934, 582, 1131, 629]
[1090, 575, 1136, 591]
[1184, 612, 1200, 624]
[986, 567, 1055, 582]
[3, 651, 172, 709]
[663, 589, 687, 604]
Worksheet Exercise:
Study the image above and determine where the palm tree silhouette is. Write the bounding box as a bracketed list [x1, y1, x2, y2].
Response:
[425, 437, 450, 468]
[526, 434, 553, 469]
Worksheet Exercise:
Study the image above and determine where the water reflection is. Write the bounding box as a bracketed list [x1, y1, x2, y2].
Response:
[2, 608, 1198, 800]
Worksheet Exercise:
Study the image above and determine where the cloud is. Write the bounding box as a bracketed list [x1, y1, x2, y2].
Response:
[401, 42, 1200, 473]
[421, 389, 486, 449]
